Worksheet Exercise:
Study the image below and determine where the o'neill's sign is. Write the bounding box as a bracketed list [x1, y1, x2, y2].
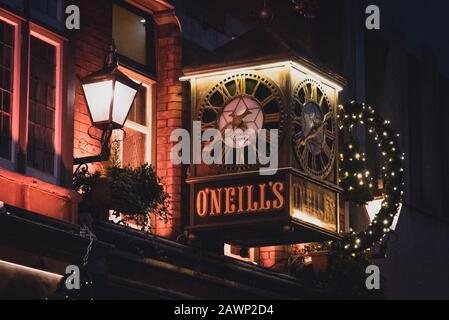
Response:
[195, 181, 285, 217]
[186, 171, 340, 245]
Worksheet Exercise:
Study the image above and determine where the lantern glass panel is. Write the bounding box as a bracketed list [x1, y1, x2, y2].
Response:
[82, 80, 113, 124]
[112, 80, 138, 127]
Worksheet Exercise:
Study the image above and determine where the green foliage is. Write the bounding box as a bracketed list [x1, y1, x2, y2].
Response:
[339, 139, 374, 205]
[284, 101, 404, 297]
[337, 101, 404, 253]
[107, 164, 170, 223]
[75, 164, 171, 225]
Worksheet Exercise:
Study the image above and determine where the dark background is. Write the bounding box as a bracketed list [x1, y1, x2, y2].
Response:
[366, 0, 449, 76]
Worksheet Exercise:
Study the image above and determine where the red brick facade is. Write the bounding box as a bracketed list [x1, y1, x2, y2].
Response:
[259, 246, 289, 270]
[73, 0, 111, 169]
[0, 0, 287, 269]
[72, 0, 183, 239]
[153, 24, 183, 239]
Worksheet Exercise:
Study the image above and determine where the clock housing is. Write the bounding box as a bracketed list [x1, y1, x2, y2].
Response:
[181, 49, 345, 246]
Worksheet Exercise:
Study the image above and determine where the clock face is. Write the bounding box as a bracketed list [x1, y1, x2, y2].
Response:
[219, 96, 264, 149]
[292, 80, 337, 179]
[198, 73, 284, 171]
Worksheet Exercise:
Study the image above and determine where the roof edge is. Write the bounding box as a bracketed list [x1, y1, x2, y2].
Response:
[182, 54, 346, 89]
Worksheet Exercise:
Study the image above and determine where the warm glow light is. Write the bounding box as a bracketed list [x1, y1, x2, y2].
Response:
[0, 260, 62, 280]
[82, 80, 113, 123]
[113, 81, 138, 127]
[180, 60, 344, 92]
[365, 198, 402, 231]
[79, 44, 141, 129]
[292, 209, 335, 231]
[180, 61, 289, 81]
[82, 77, 139, 129]
[224, 244, 257, 264]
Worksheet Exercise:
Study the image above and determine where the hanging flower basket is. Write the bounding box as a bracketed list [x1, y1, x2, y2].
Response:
[74, 164, 171, 226]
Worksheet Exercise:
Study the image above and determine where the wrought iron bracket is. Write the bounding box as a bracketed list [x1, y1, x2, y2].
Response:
[74, 126, 113, 166]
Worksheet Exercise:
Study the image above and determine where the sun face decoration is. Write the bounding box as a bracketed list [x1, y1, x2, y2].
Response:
[219, 95, 264, 149]
[198, 73, 284, 171]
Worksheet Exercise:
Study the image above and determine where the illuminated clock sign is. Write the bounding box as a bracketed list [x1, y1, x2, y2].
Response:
[291, 178, 338, 233]
[182, 58, 344, 245]
[186, 170, 340, 245]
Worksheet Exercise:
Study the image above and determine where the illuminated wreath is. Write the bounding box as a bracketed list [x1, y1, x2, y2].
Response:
[336, 101, 405, 254]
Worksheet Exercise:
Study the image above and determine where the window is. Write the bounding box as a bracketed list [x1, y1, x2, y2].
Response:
[0, 0, 25, 11]
[31, 0, 60, 19]
[111, 67, 154, 168]
[109, 67, 155, 229]
[112, 3, 155, 75]
[224, 244, 258, 264]
[0, 10, 63, 182]
[0, 19, 13, 161]
[26, 26, 62, 182]
[27, 36, 56, 174]
[0, 1, 64, 31]
[0, 10, 19, 171]
[30, 0, 65, 31]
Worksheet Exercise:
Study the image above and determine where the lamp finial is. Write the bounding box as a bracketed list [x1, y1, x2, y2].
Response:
[105, 40, 119, 68]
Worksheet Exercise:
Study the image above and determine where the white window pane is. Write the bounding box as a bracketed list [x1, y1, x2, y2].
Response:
[113, 5, 147, 65]
[128, 85, 147, 126]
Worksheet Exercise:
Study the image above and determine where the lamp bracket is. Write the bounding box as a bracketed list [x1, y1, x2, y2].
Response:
[73, 125, 114, 166]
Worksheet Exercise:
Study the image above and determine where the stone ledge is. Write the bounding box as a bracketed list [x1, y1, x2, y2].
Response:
[0, 168, 80, 224]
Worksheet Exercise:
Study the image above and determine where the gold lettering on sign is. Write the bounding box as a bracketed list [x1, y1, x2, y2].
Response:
[247, 185, 259, 212]
[210, 188, 222, 215]
[196, 189, 208, 217]
[237, 186, 245, 213]
[224, 187, 236, 214]
[291, 180, 337, 232]
[272, 182, 285, 209]
[195, 182, 285, 217]
[259, 184, 271, 210]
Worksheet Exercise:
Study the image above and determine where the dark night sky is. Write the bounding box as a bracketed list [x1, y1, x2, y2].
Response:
[366, 0, 449, 76]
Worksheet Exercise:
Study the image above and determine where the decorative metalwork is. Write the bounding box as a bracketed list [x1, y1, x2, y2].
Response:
[197, 73, 284, 172]
[292, 79, 337, 179]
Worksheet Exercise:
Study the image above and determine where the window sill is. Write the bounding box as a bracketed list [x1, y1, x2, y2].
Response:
[0, 167, 80, 223]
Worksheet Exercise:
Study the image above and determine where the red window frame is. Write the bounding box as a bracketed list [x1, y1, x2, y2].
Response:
[0, 7, 65, 185]
[25, 23, 63, 183]
[0, 9, 21, 171]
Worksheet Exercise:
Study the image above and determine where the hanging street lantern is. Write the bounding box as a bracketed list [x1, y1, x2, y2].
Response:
[74, 42, 141, 165]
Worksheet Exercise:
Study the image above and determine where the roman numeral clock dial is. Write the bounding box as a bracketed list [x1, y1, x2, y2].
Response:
[292, 80, 337, 179]
[198, 73, 284, 171]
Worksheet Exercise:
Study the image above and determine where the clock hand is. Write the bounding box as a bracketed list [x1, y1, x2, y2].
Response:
[297, 120, 327, 147]
[230, 108, 253, 129]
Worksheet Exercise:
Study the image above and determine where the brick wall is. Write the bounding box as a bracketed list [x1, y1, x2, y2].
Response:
[153, 23, 183, 239]
[259, 246, 289, 271]
[73, 0, 111, 173]
[72, 1, 184, 239]
[0, 168, 80, 223]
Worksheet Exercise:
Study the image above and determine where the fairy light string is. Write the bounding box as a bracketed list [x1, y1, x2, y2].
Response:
[335, 101, 405, 255]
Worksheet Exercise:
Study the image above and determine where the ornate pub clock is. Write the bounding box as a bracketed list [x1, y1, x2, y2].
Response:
[197, 73, 284, 171]
[181, 27, 345, 247]
[292, 79, 337, 179]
